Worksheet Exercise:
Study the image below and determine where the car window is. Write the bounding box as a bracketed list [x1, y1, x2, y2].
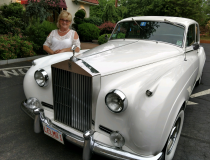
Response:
[187, 24, 195, 46]
[110, 21, 185, 47]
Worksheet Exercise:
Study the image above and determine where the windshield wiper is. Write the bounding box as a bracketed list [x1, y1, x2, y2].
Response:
[132, 18, 143, 30]
[164, 19, 185, 29]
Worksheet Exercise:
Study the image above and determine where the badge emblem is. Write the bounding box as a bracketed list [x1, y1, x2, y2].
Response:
[68, 62, 71, 70]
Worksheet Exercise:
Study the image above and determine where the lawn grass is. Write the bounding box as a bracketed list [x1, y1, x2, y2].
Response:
[200, 36, 210, 41]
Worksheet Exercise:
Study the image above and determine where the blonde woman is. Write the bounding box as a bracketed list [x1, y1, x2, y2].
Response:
[43, 11, 80, 55]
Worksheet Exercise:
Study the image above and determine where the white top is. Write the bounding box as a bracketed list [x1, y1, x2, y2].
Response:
[43, 29, 81, 52]
[120, 16, 197, 27]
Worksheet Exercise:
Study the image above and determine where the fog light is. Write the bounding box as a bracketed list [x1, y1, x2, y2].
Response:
[26, 97, 41, 110]
[110, 131, 125, 148]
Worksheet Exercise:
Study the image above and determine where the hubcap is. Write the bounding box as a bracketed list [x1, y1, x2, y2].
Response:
[166, 118, 181, 155]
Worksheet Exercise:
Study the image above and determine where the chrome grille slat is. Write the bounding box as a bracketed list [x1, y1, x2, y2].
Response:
[52, 67, 92, 132]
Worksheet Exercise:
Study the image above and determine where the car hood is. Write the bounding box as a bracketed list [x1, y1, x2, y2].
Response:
[78, 40, 183, 76]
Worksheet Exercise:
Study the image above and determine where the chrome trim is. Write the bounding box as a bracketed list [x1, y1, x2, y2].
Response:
[32, 60, 36, 66]
[105, 89, 128, 113]
[21, 100, 163, 160]
[34, 69, 49, 87]
[52, 60, 101, 129]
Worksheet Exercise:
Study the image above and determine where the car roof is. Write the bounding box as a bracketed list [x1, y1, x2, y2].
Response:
[120, 16, 197, 27]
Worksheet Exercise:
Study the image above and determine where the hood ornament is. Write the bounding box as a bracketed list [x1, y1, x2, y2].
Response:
[70, 45, 78, 62]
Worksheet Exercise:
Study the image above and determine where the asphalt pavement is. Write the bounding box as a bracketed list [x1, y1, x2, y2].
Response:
[0, 44, 210, 160]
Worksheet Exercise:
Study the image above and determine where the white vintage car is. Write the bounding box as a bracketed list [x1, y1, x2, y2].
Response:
[21, 16, 206, 160]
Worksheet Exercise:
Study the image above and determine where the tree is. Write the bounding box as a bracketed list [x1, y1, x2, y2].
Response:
[102, 2, 120, 23]
[25, 0, 63, 24]
[90, 0, 115, 18]
[164, 0, 203, 22]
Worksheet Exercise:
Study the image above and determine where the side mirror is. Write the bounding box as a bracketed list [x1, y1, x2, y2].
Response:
[193, 43, 199, 50]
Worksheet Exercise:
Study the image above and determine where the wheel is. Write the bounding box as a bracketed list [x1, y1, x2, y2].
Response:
[164, 110, 184, 160]
[196, 74, 202, 86]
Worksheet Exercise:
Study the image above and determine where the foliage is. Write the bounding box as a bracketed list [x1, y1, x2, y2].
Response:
[25, 20, 57, 54]
[0, 15, 26, 35]
[90, 0, 115, 18]
[75, 10, 86, 19]
[205, 20, 210, 36]
[25, 0, 63, 24]
[98, 21, 116, 35]
[77, 23, 100, 42]
[164, 0, 204, 24]
[73, 10, 86, 30]
[84, 17, 103, 26]
[0, 34, 37, 60]
[98, 34, 111, 44]
[0, 2, 24, 19]
[102, 2, 120, 23]
[118, 0, 205, 24]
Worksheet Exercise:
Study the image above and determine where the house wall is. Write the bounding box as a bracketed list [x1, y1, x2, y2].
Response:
[0, 0, 12, 6]
[66, 0, 90, 23]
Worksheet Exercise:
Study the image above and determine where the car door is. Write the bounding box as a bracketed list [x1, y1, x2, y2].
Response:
[185, 24, 199, 89]
[196, 24, 206, 80]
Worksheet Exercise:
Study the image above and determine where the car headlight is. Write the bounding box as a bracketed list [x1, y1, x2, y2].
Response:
[26, 97, 41, 110]
[105, 89, 128, 113]
[34, 69, 49, 87]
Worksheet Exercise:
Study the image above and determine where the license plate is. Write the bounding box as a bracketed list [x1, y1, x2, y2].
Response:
[43, 123, 64, 144]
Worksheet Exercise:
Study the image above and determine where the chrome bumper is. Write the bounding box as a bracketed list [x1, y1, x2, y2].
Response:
[21, 100, 163, 160]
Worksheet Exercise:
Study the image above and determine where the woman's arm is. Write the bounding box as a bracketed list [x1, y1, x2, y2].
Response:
[43, 45, 61, 55]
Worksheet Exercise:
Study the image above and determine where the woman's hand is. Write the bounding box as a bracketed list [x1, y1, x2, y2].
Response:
[54, 49, 61, 54]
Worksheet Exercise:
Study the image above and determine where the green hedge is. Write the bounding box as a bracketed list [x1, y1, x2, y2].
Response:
[98, 34, 111, 45]
[77, 23, 100, 42]
[84, 17, 103, 26]
[0, 2, 24, 19]
[0, 34, 37, 60]
[25, 20, 57, 54]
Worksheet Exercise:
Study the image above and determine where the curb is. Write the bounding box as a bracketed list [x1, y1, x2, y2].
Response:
[200, 40, 210, 44]
[0, 55, 47, 65]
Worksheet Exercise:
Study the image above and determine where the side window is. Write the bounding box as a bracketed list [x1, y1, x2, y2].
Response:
[195, 24, 199, 43]
[187, 24, 195, 46]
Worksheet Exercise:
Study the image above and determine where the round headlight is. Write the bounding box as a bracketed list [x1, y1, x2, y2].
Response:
[26, 97, 41, 110]
[34, 69, 49, 87]
[105, 89, 128, 113]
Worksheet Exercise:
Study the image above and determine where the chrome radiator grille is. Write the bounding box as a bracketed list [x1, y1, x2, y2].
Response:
[52, 67, 92, 132]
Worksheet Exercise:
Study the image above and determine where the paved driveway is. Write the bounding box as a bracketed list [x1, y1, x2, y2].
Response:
[0, 44, 210, 160]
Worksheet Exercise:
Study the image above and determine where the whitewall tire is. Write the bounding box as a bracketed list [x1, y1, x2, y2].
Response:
[164, 110, 184, 160]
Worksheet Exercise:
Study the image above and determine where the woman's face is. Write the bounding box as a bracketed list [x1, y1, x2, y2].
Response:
[59, 17, 71, 30]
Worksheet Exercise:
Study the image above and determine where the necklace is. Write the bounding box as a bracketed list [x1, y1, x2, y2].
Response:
[59, 29, 69, 33]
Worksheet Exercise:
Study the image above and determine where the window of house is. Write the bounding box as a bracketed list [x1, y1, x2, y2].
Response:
[187, 24, 195, 46]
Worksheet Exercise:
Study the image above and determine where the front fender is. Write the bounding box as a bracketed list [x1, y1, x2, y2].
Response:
[95, 53, 199, 156]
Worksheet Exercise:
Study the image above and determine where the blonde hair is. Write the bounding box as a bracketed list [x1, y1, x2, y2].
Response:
[57, 11, 72, 28]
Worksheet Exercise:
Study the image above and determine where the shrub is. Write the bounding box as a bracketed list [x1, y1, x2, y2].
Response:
[25, 20, 57, 54]
[0, 2, 24, 19]
[98, 34, 111, 45]
[84, 17, 103, 26]
[0, 34, 37, 60]
[73, 10, 86, 31]
[0, 15, 26, 35]
[77, 23, 100, 42]
[98, 21, 116, 35]
[75, 10, 86, 19]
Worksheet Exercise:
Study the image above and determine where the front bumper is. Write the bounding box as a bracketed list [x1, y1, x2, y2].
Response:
[21, 100, 163, 160]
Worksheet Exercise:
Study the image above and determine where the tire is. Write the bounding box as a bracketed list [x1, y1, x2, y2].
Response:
[196, 74, 202, 86]
[164, 110, 184, 160]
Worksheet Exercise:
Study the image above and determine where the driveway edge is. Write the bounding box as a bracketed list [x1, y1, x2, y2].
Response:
[0, 55, 47, 65]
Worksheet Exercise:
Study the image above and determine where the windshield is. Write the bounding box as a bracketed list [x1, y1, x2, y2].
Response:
[110, 21, 185, 47]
